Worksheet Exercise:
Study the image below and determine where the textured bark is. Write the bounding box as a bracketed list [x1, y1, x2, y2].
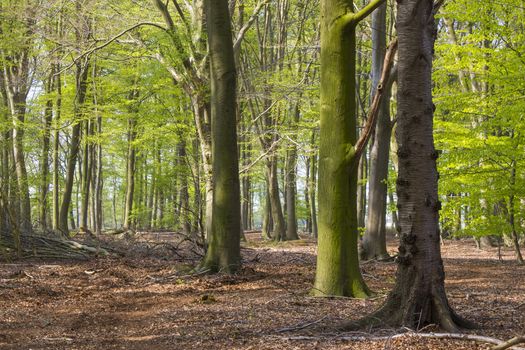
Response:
[361, 2, 391, 261]
[313, 0, 384, 297]
[350, 0, 471, 331]
[200, 0, 241, 273]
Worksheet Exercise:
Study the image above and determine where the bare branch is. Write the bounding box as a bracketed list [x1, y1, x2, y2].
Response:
[55, 22, 167, 76]
[233, 0, 271, 55]
[354, 38, 398, 161]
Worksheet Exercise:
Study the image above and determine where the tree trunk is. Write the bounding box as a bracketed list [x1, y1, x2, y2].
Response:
[267, 156, 286, 241]
[285, 145, 299, 240]
[40, 75, 54, 231]
[123, 117, 137, 230]
[354, 0, 471, 331]
[361, 2, 392, 261]
[59, 62, 89, 235]
[52, 69, 62, 231]
[309, 132, 318, 239]
[177, 141, 191, 236]
[200, 0, 241, 273]
[80, 119, 92, 230]
[313, 0, 383, 297]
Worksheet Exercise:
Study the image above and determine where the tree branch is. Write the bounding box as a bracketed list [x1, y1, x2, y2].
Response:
[354, 0, 387, 24]
[233, 0, 271, 55]
[354, 38, 398, 161]
[55, 22, 167, 76]
[491, 336, 525, 350]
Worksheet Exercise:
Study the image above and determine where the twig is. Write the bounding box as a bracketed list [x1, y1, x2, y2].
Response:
[275, 316, 328, 333]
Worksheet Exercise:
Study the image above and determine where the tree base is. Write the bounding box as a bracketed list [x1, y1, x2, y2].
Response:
[339, 289, 477, 332]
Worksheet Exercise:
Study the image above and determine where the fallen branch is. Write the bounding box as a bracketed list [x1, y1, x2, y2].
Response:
[279, 332, 525, 350]
[276, 316, 328, 333]
[492, 336, 525, 350]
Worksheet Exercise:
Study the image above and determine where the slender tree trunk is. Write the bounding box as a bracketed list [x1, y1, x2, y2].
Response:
[59, 62, 89, 235]
[177, 141, 191, 235]
[309, 137, 318, 239]
[200, 0, 241, 273]
[80, 119, 92, 230]
[123, 117, 137, 230]
[40, 76, 54, 231]
[509, 161, 524, 264]
[361, 2, 392, 260]
[52, 69, 62, 231]
[267, 156, 286, 241]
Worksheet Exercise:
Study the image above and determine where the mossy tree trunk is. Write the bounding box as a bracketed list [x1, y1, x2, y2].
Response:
[313, 0, 385, 297]
[352, 0, 472, 331]
[200, 0, 241, 273]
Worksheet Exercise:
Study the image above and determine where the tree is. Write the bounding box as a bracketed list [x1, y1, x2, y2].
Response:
[350, 0, 473, 331]
[199, 0, 241, 273]
[360, 2, 395, 261]
[312, 0, 385, 297]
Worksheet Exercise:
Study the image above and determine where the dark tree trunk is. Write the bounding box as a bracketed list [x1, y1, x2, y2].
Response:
[352, 0, 472, 331]
[177, 141, 191, 236]
[200, 0, 241, 273]
[59, 62, 89, 235]
[267, 156, 286, 241]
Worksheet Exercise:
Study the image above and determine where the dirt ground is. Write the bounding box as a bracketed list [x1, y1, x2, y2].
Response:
[0, 233, 524, 350]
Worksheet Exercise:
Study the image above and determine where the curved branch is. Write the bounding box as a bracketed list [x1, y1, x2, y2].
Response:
[55, 22, 167, 76]
[354, 38, 398, 161]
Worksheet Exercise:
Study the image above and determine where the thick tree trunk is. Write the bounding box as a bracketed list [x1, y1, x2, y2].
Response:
[352, 0, 471, 331]
[200, 0, 241, 273]
[313, 0, 384, 297]
[361, 2, 392, 261]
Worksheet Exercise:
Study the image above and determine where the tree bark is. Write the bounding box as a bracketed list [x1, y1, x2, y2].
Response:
[200, 0, 241, 273]
[58, 61, 89, 235]
[361, 2, 392, 261]
[313, 0, 384, 297]
[352, 0, 472, 331]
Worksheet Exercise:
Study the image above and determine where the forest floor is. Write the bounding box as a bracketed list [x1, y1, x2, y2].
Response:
[0, 233, 524, 350]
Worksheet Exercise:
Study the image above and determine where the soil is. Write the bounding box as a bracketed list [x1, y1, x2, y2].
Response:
[0, 233, 524, 350]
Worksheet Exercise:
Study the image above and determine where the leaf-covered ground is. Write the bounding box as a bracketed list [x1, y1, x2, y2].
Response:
[0, 234, 524, 349]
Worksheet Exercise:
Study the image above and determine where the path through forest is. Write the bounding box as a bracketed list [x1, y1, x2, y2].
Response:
[0, 234, 524, 349]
